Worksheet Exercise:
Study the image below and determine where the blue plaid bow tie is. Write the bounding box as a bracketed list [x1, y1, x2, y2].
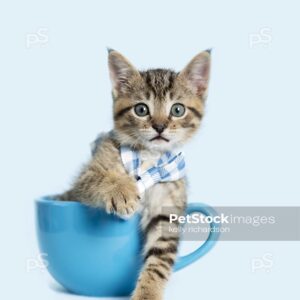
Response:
[120, 145, 186, 194]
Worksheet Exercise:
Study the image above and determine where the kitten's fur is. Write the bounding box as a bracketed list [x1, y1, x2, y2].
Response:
[59, 49, 211, 300]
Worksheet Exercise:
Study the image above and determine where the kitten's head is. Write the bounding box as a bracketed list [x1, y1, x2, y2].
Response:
[108, 49, 211, 152]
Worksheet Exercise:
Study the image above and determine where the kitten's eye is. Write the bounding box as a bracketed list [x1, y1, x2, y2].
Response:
[134, 103, 149, 117]
[171, 103, 185, 117]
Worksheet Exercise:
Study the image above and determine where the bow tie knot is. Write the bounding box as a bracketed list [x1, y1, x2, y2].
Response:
[120, 146, 186, 194]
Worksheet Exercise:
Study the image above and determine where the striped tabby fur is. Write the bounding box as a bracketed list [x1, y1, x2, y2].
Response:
[58, 49, 211, 300]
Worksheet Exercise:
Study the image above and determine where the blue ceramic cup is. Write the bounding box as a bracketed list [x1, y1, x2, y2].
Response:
[36, 197, 219, 297]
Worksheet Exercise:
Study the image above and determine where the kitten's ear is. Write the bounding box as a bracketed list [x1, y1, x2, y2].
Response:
[108, 49, 140, 96]
[178, 50, 211, 100]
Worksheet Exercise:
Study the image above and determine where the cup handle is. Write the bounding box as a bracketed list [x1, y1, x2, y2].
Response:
[173, 203, 220, 271]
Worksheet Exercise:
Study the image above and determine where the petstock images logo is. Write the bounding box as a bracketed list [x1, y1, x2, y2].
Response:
[162, 206, 300, 241]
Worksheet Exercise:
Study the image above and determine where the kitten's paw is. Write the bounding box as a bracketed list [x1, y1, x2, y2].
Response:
[131, 290, 162, 300]
[105, 188, 140, 218]
[131, 271, 164, 300]
[101, 173, 140, 218]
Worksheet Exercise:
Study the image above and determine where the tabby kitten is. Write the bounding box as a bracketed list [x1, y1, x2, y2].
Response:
[59, 49, 211, 300]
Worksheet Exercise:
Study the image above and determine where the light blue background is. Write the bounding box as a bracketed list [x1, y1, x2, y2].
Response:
[0, 0, 299, 299]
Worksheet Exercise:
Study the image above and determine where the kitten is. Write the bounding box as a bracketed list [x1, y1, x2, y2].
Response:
[59, 49, 211, 300]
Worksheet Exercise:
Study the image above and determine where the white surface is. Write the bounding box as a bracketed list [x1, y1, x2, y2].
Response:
[0, 0, 299, 299]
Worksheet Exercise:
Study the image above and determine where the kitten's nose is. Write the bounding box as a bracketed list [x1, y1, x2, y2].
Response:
[152, 123, 166, 134]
